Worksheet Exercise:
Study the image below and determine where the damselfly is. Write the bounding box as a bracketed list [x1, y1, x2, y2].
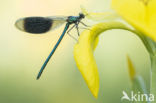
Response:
[15, 13, 86, 79]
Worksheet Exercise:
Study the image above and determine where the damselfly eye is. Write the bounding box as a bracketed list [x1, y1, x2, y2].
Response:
[79, 13, 85, 18]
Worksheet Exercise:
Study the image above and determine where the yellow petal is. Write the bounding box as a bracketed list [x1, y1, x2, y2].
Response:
[127, 55, 149, 94]
[74, 22, 130, 98]
[127, 55, 136, 80]
[112, 0, 156, 41]
[74, 30, 99, 98]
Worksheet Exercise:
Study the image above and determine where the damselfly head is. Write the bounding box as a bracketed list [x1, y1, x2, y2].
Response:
[79, 13, 85, 19]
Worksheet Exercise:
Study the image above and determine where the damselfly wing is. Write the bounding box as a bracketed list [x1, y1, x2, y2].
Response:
[15, 16, 68, 34]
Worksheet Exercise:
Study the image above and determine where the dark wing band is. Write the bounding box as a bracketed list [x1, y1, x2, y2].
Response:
[15, 16, 67, 34]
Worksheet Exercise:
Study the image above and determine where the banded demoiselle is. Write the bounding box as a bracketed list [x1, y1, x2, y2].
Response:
[15, 13, 86, 79]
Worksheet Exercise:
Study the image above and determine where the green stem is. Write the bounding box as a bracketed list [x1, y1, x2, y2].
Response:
[150, 54, 156, 102]
[144, 37, 156, 102]
[143, 37, 156, 102]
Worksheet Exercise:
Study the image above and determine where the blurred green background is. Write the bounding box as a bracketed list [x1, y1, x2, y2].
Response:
[0, 0, 150, 103]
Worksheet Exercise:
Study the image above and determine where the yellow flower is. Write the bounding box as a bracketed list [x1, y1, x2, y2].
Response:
[112, 0, 156, 42]
[75, 0, 156, 98]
